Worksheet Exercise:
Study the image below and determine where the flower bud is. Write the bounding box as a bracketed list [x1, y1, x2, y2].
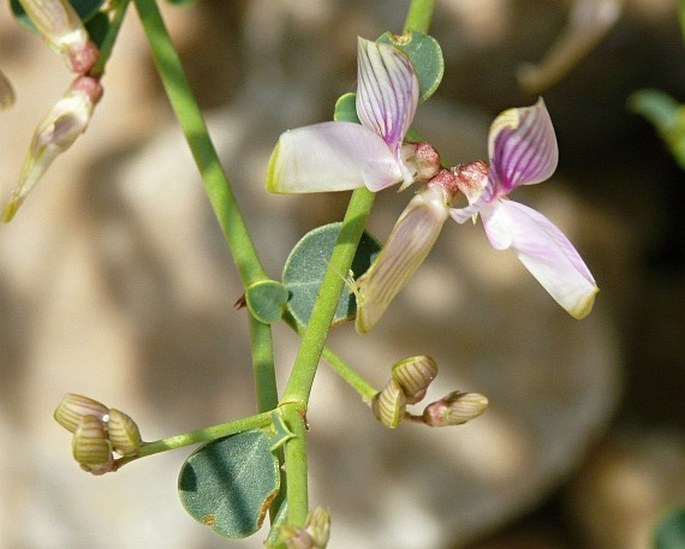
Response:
[106, 408, 142, 456]
[72, 414, 113, 467]
[372, 380, 407, 429]
[0, 68, 15, 110]
[279, 525, 313, 549]
[54, 393, 109, 433]
[2, 75, 103, 222]
[422, 391, 488, 427]
[305, 507, 331, 548]
[355, 184, 450, 333]
[279, 507, 331, 549]
[391, 355, 438, 404]
[18, 0, 99, 73]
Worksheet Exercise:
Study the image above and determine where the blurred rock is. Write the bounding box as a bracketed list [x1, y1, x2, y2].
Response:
[566, 427, 685, 549]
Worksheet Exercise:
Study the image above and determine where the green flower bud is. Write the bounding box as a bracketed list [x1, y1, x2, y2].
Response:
[391, 355, 438, 404]
[305, 507, 331, 548]
[422, 391, 488, 427]
[72, 414, 112, 467]
[107, 408, 142, 456]
[279, 507, 331, 549]
[372, 380, 407, 429]
[54, 393, 109, 433]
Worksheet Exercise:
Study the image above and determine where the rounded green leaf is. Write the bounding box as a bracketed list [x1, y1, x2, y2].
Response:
[282, 222, 381, 327]
[377, 30, 444, 102]
[655, 508, 685, 549]
[334, 92, 360, 123]
[245, 280, 290, 324]
[178, 429, 280, 539]
[11, 0, 106, 32]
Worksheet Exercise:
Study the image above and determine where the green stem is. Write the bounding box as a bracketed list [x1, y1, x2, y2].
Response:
[321, 347, 378, 402]
[133, 0, 268, 288]
[116, 410, 274, 468]
[283, 311, 378, 402]
[249, 316, 284, 522]
[281, 403, 308, 526]
[90, 0, 131, 78]
[680, 0, 685, 46]
[403, 0, 435, 33]
[281, 188, 375, 405]
[250, 316, 279, 412]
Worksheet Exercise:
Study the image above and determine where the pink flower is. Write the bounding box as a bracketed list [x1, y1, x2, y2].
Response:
[266, 37, 423, 193]
[356, 100, 598, 332]
[450, 99, 598, 319]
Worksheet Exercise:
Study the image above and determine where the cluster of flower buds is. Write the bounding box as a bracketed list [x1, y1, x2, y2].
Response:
[372, 355, 488, 429]
[54, 393, 143, 475]
[278, 507, 331, 549]
[2, 1, 102, 222]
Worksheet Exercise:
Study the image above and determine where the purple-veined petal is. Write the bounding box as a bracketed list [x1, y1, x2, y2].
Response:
[266, 121, 403, 193]
[449, 198, 484, 224]
[356, 37, 419, 154]
[481, 199, 598, 319]
[355, 185, 450, 333]
[488, 98, 558, 194]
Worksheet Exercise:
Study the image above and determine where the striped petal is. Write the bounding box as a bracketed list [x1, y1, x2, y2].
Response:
[266, 121, 403, 193]
[488, 98, 558, 193]
[355, 185, 449, 333]
[481, 199, 598, 319]
[356, 37, 419, 153]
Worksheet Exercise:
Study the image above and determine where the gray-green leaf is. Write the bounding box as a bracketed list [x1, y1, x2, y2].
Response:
[178, 429, 280, 539]
[282, 222, 381, 327]
[378, 30, 444, 102]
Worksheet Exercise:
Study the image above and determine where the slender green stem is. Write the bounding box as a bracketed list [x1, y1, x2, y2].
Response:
[115, 410, 274, 469]
[321, 347, 378, 402]
[90, 0, 131, 78]
[250, 316, 279, 412]
[283, 311, 378, 402]
[281, 188, 375, 405]
[133, 0, 268, 288]
[249, 317, 284, 522]
[403, 0, 435, 34]
[282, 403, 308, 527]
[680, 0, 685, 45]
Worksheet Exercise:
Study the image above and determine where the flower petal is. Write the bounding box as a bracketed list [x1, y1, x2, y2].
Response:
[356, 37, 419, 153]
[355, 185, 449, 333]
[481, 200, 598, 319]
[488, 98, 558, 193]
[266, 121, 403, 193]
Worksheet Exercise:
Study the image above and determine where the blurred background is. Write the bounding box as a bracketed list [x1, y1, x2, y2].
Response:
[0, 0, 684, 547]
